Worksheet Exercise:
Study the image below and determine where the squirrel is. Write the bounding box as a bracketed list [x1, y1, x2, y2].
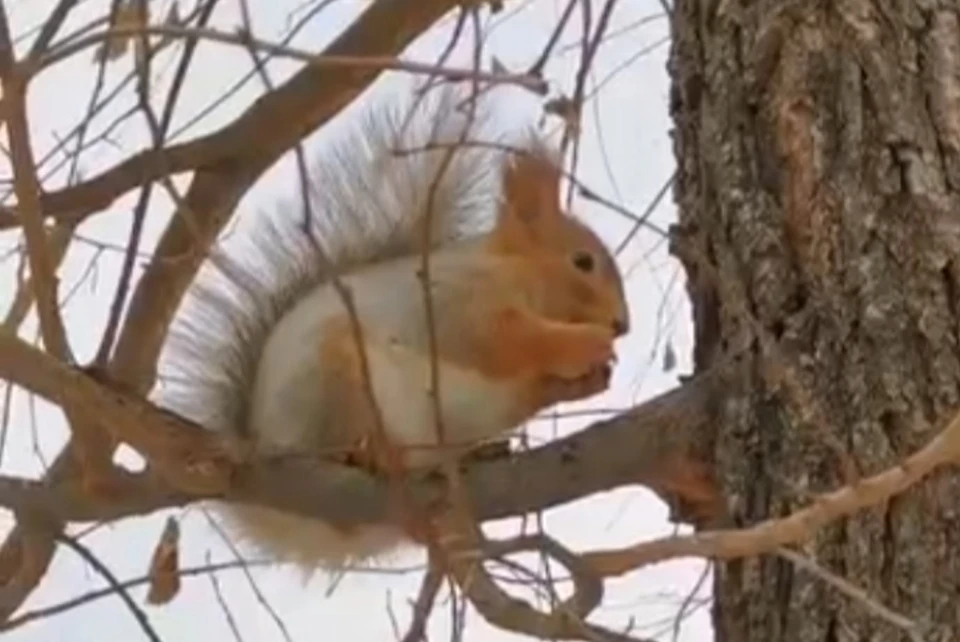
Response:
[156, 86, 630, 573]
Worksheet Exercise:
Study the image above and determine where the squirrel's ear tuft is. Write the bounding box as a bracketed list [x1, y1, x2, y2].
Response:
[491, 147, 564, 251]
[504, 148, 563, 216]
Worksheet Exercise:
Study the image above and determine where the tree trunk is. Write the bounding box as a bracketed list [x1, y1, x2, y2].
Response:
[669, 1, 960, 640]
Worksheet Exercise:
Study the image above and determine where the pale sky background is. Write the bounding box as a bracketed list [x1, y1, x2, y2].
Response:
[0, 0, 712, 640]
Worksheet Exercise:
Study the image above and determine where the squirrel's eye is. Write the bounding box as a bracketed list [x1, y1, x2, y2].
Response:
[572, 251, 595, 273]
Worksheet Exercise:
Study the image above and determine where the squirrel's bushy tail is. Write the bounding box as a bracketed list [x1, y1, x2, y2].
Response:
[154, 85, 510, 570]
[157, 86, 504, 441]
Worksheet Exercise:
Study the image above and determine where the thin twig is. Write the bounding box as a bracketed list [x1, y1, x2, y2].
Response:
[64, 0, 124, 187]
[562, 0, 620, 198]
[527, 0, 578, 76]
[396, 138, 668, 234]
[401, 560, 444, 642]
[201, 510, 292, 642]
[584, 406, 960, 577]
[2, 222, 80, 332]
[35, 24, 547, 93]
[776, 547, 925, 642]
[207, 551, 245, 642]
[670, 562, 711, 642]
[610, 170, 675, 255]
[95, 0, 222, 365]
[56, 533, 162, 642]
[1, 560, 267, 633]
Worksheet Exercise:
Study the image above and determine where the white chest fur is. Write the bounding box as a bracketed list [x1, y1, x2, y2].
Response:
[361, 339, 517, 465]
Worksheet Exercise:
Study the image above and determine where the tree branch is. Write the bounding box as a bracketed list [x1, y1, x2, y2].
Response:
[0, 1, 523, 233]
[110, 0, 475, 391]
[0, 343, 723, 530]
[6, 338, 957, 632]
[0, 0, 478, 621]
[0, 12, 71, 362]
[0, 328, 234, 494]
[581, 405, 960, 578]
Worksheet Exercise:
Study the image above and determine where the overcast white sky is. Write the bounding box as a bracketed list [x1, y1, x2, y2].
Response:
[0, 1, 712, 640]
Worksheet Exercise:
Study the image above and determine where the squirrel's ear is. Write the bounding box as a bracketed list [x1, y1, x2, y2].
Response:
[491, 151, 563, 251]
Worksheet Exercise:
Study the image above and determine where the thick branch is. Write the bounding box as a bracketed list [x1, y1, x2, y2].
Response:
[0, 328, 234, 493]
[110, 0, 473, 391]
[0, 0, 477, 231]
[0, 344, 723, 529]
[0, 0, 475, 620]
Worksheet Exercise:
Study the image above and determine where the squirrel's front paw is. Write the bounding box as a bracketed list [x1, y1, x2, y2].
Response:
[542, 363, 611, 404]
[575, 362, 613, 397]
[553, 325, 615, 380]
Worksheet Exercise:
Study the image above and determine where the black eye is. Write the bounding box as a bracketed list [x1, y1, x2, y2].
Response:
[572, 251, 595, 273]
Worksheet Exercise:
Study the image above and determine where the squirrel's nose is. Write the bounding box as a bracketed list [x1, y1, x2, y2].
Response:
[611, 318, 629, 337]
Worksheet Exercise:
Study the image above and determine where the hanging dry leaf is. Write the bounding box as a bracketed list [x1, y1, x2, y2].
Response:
[146, 516, 181, 605]
[543, 95, 582, 139]
[94, 0, 150, 64]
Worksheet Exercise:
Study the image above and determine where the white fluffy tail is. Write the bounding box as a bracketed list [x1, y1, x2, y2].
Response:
[219, 504, 410, 572]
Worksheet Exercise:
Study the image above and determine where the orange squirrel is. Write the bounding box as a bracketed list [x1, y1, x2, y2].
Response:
[158, 88, 629, 571]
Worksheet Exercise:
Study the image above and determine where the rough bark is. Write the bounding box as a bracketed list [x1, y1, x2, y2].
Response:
[669, 0, 960, 640]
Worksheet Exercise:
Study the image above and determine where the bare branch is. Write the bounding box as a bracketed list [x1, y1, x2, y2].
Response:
[206, 551, 245, 642]
[400, 560, 444, 642]
[583, 406, 960, 577]
[0, 350, 723, 528]
[776, 547, 925, 641]
[2, 560, 261, 633]
[0, 14, 72, 362]
[35, 24, 546, 93]
[3, 348, 955, 636]
[27, 0, 81, 60]
[56, 533, 162, 642]
[0, 0, 515, 622]
[0, 10, 544, 233]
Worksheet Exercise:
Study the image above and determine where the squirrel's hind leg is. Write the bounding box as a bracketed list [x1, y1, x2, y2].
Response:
[317, 316, 424, 474]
